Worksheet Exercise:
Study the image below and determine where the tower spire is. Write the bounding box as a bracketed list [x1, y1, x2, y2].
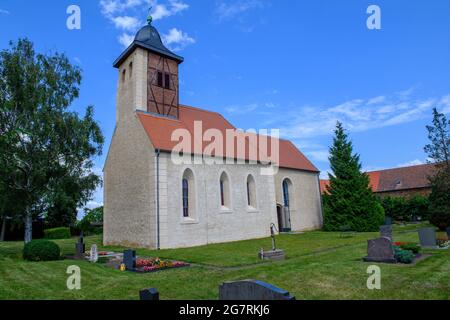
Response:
[147, 7, 153, 25]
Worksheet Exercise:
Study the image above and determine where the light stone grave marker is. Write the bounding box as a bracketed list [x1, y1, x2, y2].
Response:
[89, 244, 98, 263]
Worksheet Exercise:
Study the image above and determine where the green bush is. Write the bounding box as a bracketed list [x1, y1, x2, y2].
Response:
[23, 240, 61, 261]
[399, 243, 421, 254]
[429, 205, 450, 231]
[393, 246, 415, 264]
[44, 227, 71, 239]
[77, 206, 103, 235]
[380, 195, 430, 222]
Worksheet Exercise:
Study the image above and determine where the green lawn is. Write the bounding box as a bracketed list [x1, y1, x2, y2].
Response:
[0, 223, 449, 300]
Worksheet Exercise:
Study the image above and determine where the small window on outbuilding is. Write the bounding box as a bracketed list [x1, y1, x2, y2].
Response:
[129, 62, 133, 79]
[122, 69, 126, 83]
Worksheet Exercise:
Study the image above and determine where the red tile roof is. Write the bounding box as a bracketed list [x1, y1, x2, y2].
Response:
[136, 105, 319, 172]
[320, 163, 437, 194]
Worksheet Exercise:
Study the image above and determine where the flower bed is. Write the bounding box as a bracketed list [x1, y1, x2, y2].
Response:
[392, 242, 421, 264]
[135, 257, 189, 273]
[437, 239, 450, 248]
[393, 242, 421, 254]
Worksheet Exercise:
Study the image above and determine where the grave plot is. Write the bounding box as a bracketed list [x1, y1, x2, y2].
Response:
[89, 248, 190, 273]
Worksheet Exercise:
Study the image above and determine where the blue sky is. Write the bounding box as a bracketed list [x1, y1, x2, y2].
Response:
[1, 0, 449, 212]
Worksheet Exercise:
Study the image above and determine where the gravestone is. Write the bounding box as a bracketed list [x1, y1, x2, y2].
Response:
[89, 244, 98, 263]
[140, 288, 159, 301]
[446, 227, 450, 239]
[418, 227, 437, 248]
[123, 249, 136, 271]
[363, 237, 396, 263]
[219, 280, 295, 300]
[384, 217, 392, 225]
[75, 233, 85, 260]
[380, 225, 393, 241]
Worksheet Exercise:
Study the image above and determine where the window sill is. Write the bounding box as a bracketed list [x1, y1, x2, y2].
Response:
[246, 207, 259, 213]
[220, 206, 233, 214]
[180, 218, 199, 225]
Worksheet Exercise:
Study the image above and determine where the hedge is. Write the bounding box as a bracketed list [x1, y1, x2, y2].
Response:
[380, 195, 430, 222]
[44, 227, 71, 239]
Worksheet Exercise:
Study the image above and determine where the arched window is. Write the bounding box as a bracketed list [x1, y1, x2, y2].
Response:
[182, 178, 189, 217]
[247, 175, 257, 208]
[220, 172, 231, 209]
[121, 69, 126, 82]
[283, 179, 290, 208]
[280, 178, 293, 232]
[182, 169, 195, 218]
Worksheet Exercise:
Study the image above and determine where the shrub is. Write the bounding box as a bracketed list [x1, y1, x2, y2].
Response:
[77, 206, 103, 235]
[399, 243, 421, 254]
[429, 205, 450, 231]
[44, 227, 71, 239]
[380, 195, 430, 222]
[407, 195, 430, 221]
[393, 246, 415, 264]
[23, 240, 61, 261]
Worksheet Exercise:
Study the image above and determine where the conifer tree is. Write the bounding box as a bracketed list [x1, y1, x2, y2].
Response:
[425, 108, 450, 230]
[323, 122, 384, 232]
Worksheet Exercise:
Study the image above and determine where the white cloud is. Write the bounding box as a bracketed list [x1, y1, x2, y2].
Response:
[152, 0, 189, 21]
[225, 102, 277, 115]
[367, 95, 386, 105]
[111, 15, 141, 31]
[215, 0, 265, 21]
[162, 28, 195, 51]
[118, 33, 135, 47]
[397, 159, 424, 168]
[226, 103, 258, 115]
[276, 91, 449, 140]
[306, 150, 329, 162]
[0, 9, 10, 15]
[100, 0, 146, 16]
[100, 0, 193, 50]
[438, 94, 450, 114]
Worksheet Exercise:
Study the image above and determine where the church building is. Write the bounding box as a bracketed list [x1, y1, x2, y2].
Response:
[103, 20, 323, 249]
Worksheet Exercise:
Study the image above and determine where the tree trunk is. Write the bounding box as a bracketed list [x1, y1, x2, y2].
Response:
[24, 212, 32, 243]
[0, 217, 6, 241]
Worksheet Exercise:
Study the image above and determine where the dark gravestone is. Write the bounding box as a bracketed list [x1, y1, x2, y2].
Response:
[363, 237, 396, 263]
[418, 227, 437, 248]
[446, 227, 450, 240]
[74, 234, 85, 259]
[219, 280, 295, 300]
[384, 217, 392, 225]
[140, 288, 159, 301]
[123, 249, 136, 271]
[380, 225, 393, 241]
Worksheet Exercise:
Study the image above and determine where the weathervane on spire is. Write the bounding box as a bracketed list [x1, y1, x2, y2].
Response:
[147, 7, 153, 25]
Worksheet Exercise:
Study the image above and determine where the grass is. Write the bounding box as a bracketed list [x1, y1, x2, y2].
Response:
[0, 222, 448, 300]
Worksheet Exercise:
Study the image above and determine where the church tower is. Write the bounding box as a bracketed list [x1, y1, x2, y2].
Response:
[113, 17, 184, 121]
